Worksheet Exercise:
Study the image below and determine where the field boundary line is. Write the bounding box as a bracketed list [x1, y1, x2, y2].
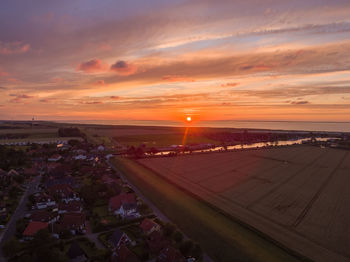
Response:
[292, 151, 349, 227]
[246, 149, 326, 209]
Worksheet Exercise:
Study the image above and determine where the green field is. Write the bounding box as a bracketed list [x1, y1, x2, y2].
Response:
[111, 157, 302, 262]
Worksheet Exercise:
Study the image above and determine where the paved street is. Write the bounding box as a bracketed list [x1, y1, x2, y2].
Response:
[108, 159, 214, 262]
[0, 175, 41, 262]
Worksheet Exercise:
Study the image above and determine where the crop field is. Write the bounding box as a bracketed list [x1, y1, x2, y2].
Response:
[138, 146, 350, 262]
[86, 126, 218, 147]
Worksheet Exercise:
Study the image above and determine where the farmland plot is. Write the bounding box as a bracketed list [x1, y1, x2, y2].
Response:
[138, 146, 350, 262]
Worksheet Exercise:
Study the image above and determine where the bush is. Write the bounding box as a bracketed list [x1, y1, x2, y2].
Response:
[173, 230, 183, 243]
[2, 237, 21, 257]
[179, 240, 194, 257]
[162, 222, 176, 237]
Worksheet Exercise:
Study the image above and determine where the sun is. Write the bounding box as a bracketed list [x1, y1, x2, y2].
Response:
[186, 116, 192, 122]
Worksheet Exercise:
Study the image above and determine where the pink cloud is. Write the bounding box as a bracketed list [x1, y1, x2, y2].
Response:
[0, 69, 9, 77]
[76, 59, 108, 73]
[51, 77, 63, 83]
[9, 94, 34, 103]
[110, 60, 137, 76]
[0, 41, 30, 55]
[98, 43, 111, 51]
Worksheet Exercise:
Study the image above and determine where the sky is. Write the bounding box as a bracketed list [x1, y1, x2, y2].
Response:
[0, 0, 350, 122]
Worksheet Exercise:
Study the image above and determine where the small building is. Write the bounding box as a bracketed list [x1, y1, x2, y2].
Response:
[31, 210, 59, 223]
[157, 246, 186, 262]
[109, 193, 139, 219]
[23, 221, 48, 239]
[139, 219, 160, 235]
[112, 244, 139, 262]
[48, 184, 80, 203]
[58, 200, 82, 214]
[48, 154, 62, 162]
[60, 212, 86, 235]
[109, 228, 131, 249]
[97, 145, 105, 151]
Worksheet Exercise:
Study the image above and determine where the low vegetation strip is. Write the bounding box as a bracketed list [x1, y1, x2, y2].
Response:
[111, 157, 302, 262]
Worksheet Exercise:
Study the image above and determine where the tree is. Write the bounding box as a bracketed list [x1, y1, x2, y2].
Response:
[2, 237, 21, 257]
[191, 243, 202, 260]
[16, 218, 27, 237]
[179, 240, 194, 256]
[173, 230, 183, 243]
[162, 222, 176, 237]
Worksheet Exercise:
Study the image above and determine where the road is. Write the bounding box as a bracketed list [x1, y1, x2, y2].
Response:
[108, 159, 214, 262]
[0, 175, 41, 262]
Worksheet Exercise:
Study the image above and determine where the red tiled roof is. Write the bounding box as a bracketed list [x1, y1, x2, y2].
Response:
[61, 212, 85, 229]
[31, 211, 57, 222]
[23, 221, 48, 236]
[113, 244, 139, 262]
[140, 219, 158, 234]
[157, 246, 185, 262]
[147, 231, 170, 254]
[109, 193, 136, 211]
[58, 200, 81, 212]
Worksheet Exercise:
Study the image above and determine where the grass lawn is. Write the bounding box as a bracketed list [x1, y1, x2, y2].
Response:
[111, 157, 305, 262]
[113, 133, 217, 147]
[93, 205, 109, 217]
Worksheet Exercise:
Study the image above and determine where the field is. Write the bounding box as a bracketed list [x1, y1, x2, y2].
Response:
[112, 157, 303, 262]
[137, 146, 350, 262]
[85, 126, 218, 147]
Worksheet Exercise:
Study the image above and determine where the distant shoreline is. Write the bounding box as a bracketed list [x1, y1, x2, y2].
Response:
[1, 119, 350, 133]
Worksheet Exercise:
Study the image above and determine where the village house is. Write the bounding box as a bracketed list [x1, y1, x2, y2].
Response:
[147, 231, 170, 254]
[112, 244, 140, 262]
[139, 218, 161, 235]
[48, 154, 62, 162]
[108, 193, 139, 219]
[33, 192, 56, 209]
[157, 246, 186, 262]
[23, 221, 48, 240]
[30, 210, 59, 223]
[109, 228, 132, 249]
[60, 212, 86, 235]
[58, 200, 82, 214]
[47, 184, 80, 203]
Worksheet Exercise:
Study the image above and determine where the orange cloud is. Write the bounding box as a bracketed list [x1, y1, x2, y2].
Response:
[221, 82, 239, 87]
[93, 80, 106, 86]
[76, 59, 108, 73]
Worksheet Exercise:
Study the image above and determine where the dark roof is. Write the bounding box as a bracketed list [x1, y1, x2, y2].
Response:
[110, 228, 125, 247]
[45, 176, 76, 188]
[67, 241, 86, 259]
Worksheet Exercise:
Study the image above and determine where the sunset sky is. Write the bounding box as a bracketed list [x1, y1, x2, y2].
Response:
[0, 0, 350, 121]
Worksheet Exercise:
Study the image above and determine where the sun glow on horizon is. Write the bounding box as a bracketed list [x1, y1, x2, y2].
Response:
[186, 116, 192, 122]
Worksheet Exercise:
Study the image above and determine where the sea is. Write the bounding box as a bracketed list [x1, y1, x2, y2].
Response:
[57, 120, 350, 133]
